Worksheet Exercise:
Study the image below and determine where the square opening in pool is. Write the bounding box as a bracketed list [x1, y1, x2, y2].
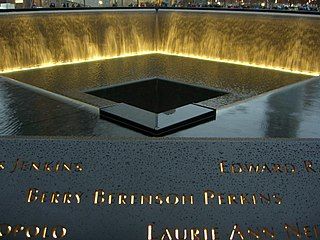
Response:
[86, 78, 227, 113]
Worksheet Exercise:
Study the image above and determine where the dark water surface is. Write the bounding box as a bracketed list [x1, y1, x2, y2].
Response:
[1, 54, 319, 137]
[3, 54, 309, 108]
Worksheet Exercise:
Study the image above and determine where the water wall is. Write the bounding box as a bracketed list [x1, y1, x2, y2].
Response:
[157, 11, 320, 75]
[0, 11, 156, 71]
[0, 10, 319, 75]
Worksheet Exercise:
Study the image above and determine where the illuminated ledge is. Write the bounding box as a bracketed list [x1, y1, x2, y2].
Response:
[100, 103, 215, 136]
[1, 51, 318, 76]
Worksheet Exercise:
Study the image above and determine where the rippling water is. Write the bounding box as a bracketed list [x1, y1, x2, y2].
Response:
[1, 54, 315, 137]
[3, 54, 309, 108]
[0, 81, 22, 135]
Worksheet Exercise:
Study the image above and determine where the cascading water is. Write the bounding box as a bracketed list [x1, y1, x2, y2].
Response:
[0, 11, 156, 72]
[156, 11, 320, 75]
[0, 10, 319, 75]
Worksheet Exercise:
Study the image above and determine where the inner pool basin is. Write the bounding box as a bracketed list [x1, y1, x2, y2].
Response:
[0, 9, 319, 137]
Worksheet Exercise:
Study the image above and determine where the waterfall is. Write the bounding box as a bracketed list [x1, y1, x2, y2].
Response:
[157, 11, 320, 75]
[0, 11, 156, 72]
[0, 10, 319, 75]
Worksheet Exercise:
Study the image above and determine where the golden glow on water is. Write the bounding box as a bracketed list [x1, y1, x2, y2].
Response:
[156, 52, 319, 76]
[0, 51, 156, 74]
[0, 51, 318, 76]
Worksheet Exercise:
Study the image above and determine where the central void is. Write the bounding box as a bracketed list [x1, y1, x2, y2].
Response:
[87, 78, 227, 113]
[87, 78, 227, 136]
